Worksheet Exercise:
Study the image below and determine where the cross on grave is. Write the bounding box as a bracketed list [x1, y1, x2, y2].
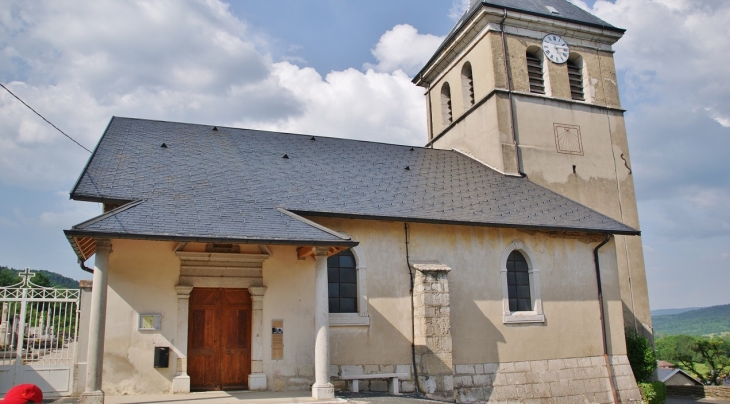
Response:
[19, 268, 35, 287]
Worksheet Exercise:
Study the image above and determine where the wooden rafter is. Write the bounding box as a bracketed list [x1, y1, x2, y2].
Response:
[297, 246, 348, 260]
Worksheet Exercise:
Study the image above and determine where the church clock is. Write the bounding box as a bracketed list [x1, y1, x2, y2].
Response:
[542, 34, 569, 64]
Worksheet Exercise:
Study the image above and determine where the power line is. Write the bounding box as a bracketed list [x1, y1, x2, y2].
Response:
[0, 83, 92, 153]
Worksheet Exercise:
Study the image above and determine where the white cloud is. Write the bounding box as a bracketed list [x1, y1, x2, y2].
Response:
[364, 24, 444, 76]
[592, 0, 730, 121]
[0, 1, 434, 191]
[267, 63, 425, 145]
[448, 0, 472, 21]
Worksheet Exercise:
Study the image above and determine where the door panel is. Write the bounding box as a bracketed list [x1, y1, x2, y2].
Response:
[188, 288, 251, 391]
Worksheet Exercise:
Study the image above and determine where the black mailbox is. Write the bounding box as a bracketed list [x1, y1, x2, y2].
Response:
[154, 346, 169, 368]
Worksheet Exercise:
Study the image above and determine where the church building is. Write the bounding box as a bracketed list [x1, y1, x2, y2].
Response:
[65, 1, 650, 403]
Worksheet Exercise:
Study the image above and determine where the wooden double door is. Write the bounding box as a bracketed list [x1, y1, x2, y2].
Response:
[188, 288, 252, 391]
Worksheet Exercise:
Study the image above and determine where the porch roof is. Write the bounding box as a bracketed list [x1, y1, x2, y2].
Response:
[66, 117, 638, 260]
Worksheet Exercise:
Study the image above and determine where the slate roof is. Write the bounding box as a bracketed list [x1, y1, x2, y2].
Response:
[65, 117, 638, 249]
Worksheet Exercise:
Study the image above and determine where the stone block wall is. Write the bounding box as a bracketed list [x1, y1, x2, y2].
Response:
[453, 355, 642, 403]
[329, 364, 415, 393]
[411, 263, 454, 401]
[666, 385, 730, 400]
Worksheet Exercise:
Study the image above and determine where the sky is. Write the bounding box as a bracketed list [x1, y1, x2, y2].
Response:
[0, 0, 728, 311]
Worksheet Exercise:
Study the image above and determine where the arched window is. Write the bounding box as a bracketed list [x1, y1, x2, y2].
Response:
[328, 250, 357, 313]
[507, 251, 531, 311]
[440, 82, 452, 127]
[526, 49, 546, 94]
[567, 55, 585, 101]
[461, 62, 475, 109]
[500, 240, 545, 324]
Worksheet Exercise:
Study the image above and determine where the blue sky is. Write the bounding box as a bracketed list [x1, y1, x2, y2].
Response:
[0, 0, 728, 311]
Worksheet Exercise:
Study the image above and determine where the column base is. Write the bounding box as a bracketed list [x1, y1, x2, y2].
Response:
[79, 390, 104, 404]
[312, 383, 334, 400]
[248, 373, 267, 390]
[172, 374, 190, 394]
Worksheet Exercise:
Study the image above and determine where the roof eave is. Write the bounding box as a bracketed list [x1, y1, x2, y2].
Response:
[291, 210, 641, 236]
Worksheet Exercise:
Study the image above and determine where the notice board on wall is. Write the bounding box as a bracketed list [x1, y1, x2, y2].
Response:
[272, 319, 283, 360]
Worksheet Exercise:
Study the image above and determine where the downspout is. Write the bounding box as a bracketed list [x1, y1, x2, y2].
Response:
[594, 233, 620, 404]
[426, 82, 434, 146]
[499, 10, 526, 177]
[79, 258, 93, 274]
[404, 223, 420, 393]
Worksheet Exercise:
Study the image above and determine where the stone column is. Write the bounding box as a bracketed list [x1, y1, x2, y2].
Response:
[312, 247, 334, 400]
[248, 286, 267, 390]
[172, 285, 193, 393]
[80, 239, 112, 404]
[410, 261, 454, 401]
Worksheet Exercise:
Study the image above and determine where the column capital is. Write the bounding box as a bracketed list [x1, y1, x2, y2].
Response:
[95, 239, 112, 254]
[249, 286, 267, 297]
[175, 285, 194, 297]
[313, 246, 330, 257]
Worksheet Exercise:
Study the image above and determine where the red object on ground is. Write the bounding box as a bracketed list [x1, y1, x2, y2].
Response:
[0, 384, 43, 404]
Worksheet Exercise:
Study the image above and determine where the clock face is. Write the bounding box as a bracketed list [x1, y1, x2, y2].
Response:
[542, 34, 569, 64]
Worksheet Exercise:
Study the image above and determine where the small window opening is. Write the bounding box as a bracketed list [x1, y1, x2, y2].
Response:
[440, 82, 452, 128]
[546, 5, 560, 14]
[526, 50, 545, 94]
[461, 62, 475, 110]
[567, 56, 585, 101]
[507, 251, 531, 311]
[328, 250, 357, 313]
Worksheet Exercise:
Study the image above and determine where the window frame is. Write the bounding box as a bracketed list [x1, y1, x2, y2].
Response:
[500, 240, 545, 324]
[328, 243, 369, 327]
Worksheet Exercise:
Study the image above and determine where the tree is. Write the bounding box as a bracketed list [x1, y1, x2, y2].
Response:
[626, 330, 657, 383]
[674, 338, 730, 385]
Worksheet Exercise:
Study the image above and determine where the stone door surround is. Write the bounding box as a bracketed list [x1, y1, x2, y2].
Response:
[173, 248, 269, 393]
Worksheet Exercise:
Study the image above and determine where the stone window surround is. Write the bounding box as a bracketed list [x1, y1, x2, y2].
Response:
[500, 240, 545, 324]
[329, 241, 369, 327]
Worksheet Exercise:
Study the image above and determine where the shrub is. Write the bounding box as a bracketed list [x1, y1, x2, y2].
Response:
[626, 330, 657, 383]
[638, 381, 666, 404]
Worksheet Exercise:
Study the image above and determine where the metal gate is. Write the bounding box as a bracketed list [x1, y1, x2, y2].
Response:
[0, 268, 80, 396]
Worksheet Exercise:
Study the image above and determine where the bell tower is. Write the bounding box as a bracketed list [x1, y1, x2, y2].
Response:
[413, 0, 652, 337]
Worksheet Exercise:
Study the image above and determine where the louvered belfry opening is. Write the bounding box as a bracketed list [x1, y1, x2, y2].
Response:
[461, 62, 475, 109]
[440, 82, 452, 127]
[526, 51, 545, 94]
[568, 58, 585, 101]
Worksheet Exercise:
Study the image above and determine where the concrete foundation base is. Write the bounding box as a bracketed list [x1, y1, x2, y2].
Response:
[248, 373, 267, 390]
[171, 374, 190, 393]
[79, 390, 105, 404]
[312, 383, 335, 400]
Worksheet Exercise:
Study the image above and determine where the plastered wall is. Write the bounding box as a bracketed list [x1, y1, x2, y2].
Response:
[99, 215, 628, 395]
[312, 218, 628, 366]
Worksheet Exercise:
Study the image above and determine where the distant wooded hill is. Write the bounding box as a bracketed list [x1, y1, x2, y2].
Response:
[653, 304, 730, 336]
[0, 266, 80, 289]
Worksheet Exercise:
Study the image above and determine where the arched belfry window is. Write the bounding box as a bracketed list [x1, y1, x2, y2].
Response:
[526, 49, 546, 94]
[328, 250, 357, 313]
[500, 240, 545, 324]
[461, 62, 475, 109]
[567, 54, 585, 101]
[440, 82, 452, 128]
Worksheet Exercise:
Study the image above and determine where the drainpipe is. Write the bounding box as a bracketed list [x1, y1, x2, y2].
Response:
[79, 258, 93, 274]
[594, 233, 619, 404]
[404, 223, 420, 393]
[499, 10, 526, 177]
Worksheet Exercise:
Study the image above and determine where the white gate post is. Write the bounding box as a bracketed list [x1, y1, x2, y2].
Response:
[80, 239, 111, 404]
[13, 289, 28, 385]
